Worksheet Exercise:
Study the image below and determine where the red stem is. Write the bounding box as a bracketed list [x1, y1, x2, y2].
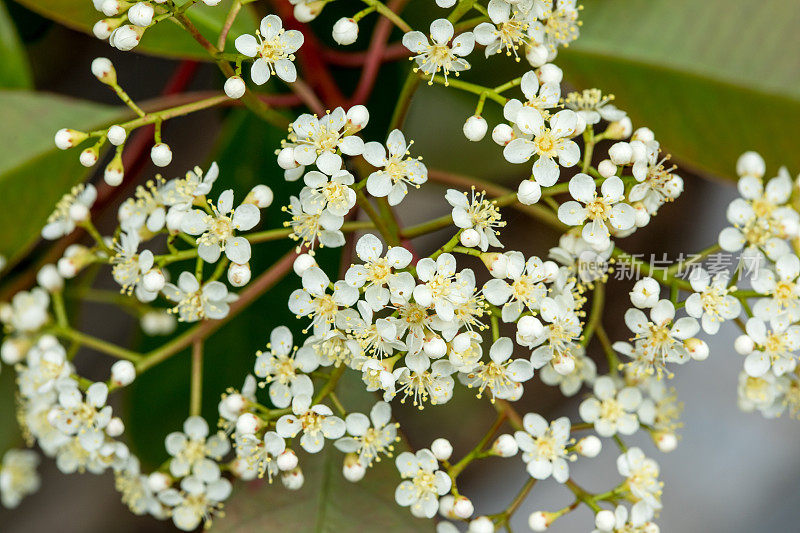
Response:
[321, 43, 410, 67]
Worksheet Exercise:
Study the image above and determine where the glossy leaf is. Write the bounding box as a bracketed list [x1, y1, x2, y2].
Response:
[0, 0, 32, 88]
[13, 0, 257, 60]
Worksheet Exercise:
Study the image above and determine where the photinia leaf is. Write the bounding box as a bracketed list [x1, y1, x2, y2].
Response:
[0, 0, 32, 89]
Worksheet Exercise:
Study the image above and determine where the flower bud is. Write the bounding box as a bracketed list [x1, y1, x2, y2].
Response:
[460, 228, 481, 248]
[431, 438, 453, 461]
[277, 449, 298, 471]
[608, 142, 633, 165]
[202, 0, 222, 5]
[595, 509, 616, 531]
[736, 151, 766, 179]
[525, 44, 549, 67]
[69, 203, 90, 223]
[492, 433, 518, 457]
[332, 18, 359, 45]
[605, 116, 633, 139]
[468, 517, 494, 533]
[528, 511, 553, 531]
[281, 467, 304, 490]
[55, 128, 88, 150]
[517, 179, 541, 205]
[150, 143, 172, 167]
[37, 264, 64, 292]
[576, 435, 602, 457]
[224, 75, 246, 99]
[491, 123, 514, 146]
[517, 315, 544, 338]
[111, 360, 136, 387]
[142, 269, 166, 293]
[222, 393, 246, 415]
[346, 105, 370, 131]
[91, 57, 117, 84]
[101, 0, 129, 17]
[734, 334, 754, 355]
[423, 336, 447, 358]
[110, 25, 145, 51]
[463, 115, 488, 142]
[597, 159, 617, 178]
[93, 18, 121, 40]
[104, 152, 125, 186]
[127, 2, 154, 27]
[277, 146, 299, 169]
[654, 431, 678, 453]
[453, 496, 474, 519]
[293, 2, 321, 22]
[106, 416, 125, 437]
[436, 0, 457, 7]
[80, 146, 99, 167]
[147, 472, 171, 492]
[630, 277, 659, 308]
[685, 337, 709, 361]
[342, 453, 366, 482]
[106, 125, 127, 146]
[293, 253, 317, 276]
[632, 127, 655, 143]
[228, 262, 251, 287]
[537, 63, 563, 84]
[236, 413, 260, 435]
[1, 338, 29, 365]
[58, 245, 91, 278]
[245, 184, 274, 208]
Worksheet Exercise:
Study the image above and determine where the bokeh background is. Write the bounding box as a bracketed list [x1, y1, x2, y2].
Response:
[1, 0, 799, 531]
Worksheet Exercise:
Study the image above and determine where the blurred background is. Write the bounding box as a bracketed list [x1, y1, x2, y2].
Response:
[1, 0, 799, 531]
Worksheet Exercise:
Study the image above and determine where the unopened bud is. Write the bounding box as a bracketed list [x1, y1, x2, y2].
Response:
[37, 264, 64, 292]
[529, 511, 554, 531]
[605, 116, 632, 140]
[463, 115, 488, 142]
[346, 105, 369, 131]
[654, 431, 678, 453]
[431, 438, 453, 461]
[597, 159, 617, 178]
[332, 17, 359, 45]
[460, 228, 481, 248]
[277, 449, 298, 471]
[492, 433, 518, 457]
[111, 360, 136, 387]
[55, 128, 88, 150]
[245, 184, 273, 208]
[517, 179, 541, 205]
[104, 151, 125, 186]
[228, 262, 251, 287]
[127, 2, 154, 27]
[595, 509, 616, 531]
[293, 253, 317, 276]
[453, 496, 474, 519]
[150, 143, 172, 167]
[235, 413, 260, 435]
[576, 435, 602, 457]
[79, 146, 100, 167]
[107, 125, 127, 146]
[106, 416, 125, 437]
[491, 123, 514, 146]
[224, 76, 246, 99]
[342, 453, 366, 482]
[281, 467, 304, 490]
[110, 24, 145, 51]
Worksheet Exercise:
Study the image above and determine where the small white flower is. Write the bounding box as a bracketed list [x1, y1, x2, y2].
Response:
[402, 19, 475, 84]
[446, 188, 505, 251]
[41, 184, 97, 240]
[110, 231, 161, 302]
[234, 431, 286, 481]
[393, 360, 456, 408]
[503, 70, 561, 127]
[529, 0, 581, 52]
[483, 252, 553, 322]
[736, 370, 789, 418]
[276, 394, 346, 453]
[51, 381, 113, 452]
[235, 15, 303, 84]
[364, 129, 428, 206]
[285, 195, 346, 250]
[514, 413, 572, 482]
[288, 266, 358, 336]
[751, 253, 800, 321]
[158, 475, 232, 531]
[413, 253, 473, 322]
[616, 447, 663, 514]
[162, 272, 234, 322]
[474, 0, 532, 59]
[165, 416, 230, 481]
[739, 314, 800, 377]
[345, 233, 413, 310]
[685, 269, 741, 333]
[461, 337, 533, 400]
[0, 449, 41, 508]
[334, 401, 398, 467]
[394, 448, 452, 518]
[288, 107, 367, 173]
[592, 503, 656, 533]
[254, 326, 319, 408]
[579, 376, 642, 437]
[299, 168, 356, 218]
[524, 297, 583, 372]
[564, 89, 626, 125]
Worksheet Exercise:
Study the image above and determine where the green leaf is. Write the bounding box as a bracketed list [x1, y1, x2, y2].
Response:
[0, 90, 122, 267]
[0, 1, 32, 88]
[13, 0, 257, 60]
[558, 0, 800, 179]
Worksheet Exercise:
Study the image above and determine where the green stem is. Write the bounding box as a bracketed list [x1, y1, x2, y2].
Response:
[361, 0, 411, 31]
[53, 325, 142, 362]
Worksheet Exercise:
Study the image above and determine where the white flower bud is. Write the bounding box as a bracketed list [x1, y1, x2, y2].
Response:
[236, 413, 260, 435]
[222, 393, 246, 415]
[106, 125, 127, 146]
[224, 75, 246, 99]
[277, 450, 298, 471]
[37, 264, 64, 292]
[595, 510, 616, 531]
[736, 151, 766, 179]
[55, 128, 88, 150]
[69, 203, 90, 223]
[608, 142, 633, 165]
[277, 147, 299, 169]
[629, 140, 647, 163]
[228, 262, 251, 287]
[606, 116, 633, 140]
[537, 63, 563, 84]
[525, 44, 549, 67]
[80, 147, 99, 167]
[293, 253, 317, 276]
[202, 0, 222, 5]
[597, 159, 617, 178]
[436, 0, 457, 7]
[632, 127, 655, 143]
[468, 516, 494, 533]
[528, 511, 551, 531]
[491, 123, 514, 146]
[517, 315, 544, 338]
[431, 439, 453, 461]
[576, 435, 602, 457]
[453, 496, 474, 519]
[460, 228, 481, 248]
[630, 277, 660, 308]
[91, 57, 117, 84]
[93, 19, 118, 40]
[346, 105, 369, 131]
[492, 433, 518, 457]
[57, 257, 79, 279]
[101, 0, 127, 17]
[282, 467, 305, 490]
[111, 360, 136, 387]
[110, 25, 145, 51]
[142, 269, 166, 292]
[106, 416, 125, 437]
[734, 334, 754, 355]
[147, 472, 171, 492]
[685, 337, 709, 361]
[105, 153, 125, 186]
[150, 143, 172, 167]
[342, 453, 366, 482]
[553, 355, 575, 375]
[245, 184, 273, 208]
[438, 495, 456, 519]
[655, 431, 678, 453]
[1, 338, 27, 365]
[332, 17, 359, 45]
[463, 115, 488, 142]
[127, 2, 154, 27]
[517, 179, 541, 205]
[293, 2, 319, 22]
[141, 311, 176, 335]
[423, 336, 447, 358]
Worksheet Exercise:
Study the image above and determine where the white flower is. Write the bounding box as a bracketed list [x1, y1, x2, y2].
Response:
[299, 168, 356, 220]
[529, 0, 581, 52]
[4, 287, 49, 334]
[685, 269, 741, 333]
[285, 194, 346, 250]
[579, 376, 642, 437]
[17, 340, 73, 398]
[235, 15, 303, 84]
[41, 184, 97, 240]
[628, 143, 684, 216]
[413, 253, 473, 322]
[446, 188, 505, 251]
[539, 345, 596, 396]
[158, 475, 232, 531]
[345, 233, 413, 310]
[288, 266, 358, 336]
[737, 370, 788, 418]
[394, 448, 452, 518]
[181, 189, 260, 264]
[751, 253, 800, 321]
[558, 174, 635, 251]
[162, 272, 234, 322]
[514, 413, 572, 482]
[345, 301, 406, 358]
[503, 109, 580, 186]
[51, 381, 113, 452]
[161, 163, 219, 211]
[483, 252, 553, 322]
[255, 326, 319, 408]
[592, 504, 656, 533]
[739, 314, 800, 377]
[402, 19, 475, 84]
[363, 129, 428, 206]
[503, 70, 561, 126]
[525, 297, 583, 371]
[0, 449, 41, 508]
[564, 89, 626, 125]
[165, 416, 230, 481]
[114, 456, 163, 517]
[394, 359, 456, 408]
[461, 337, 533, 400]
[276, 394, 346, 453]
[110, 231, 161, 302]
[234, 431, 286, 481]
[335, 401, 398, 466]
[548, 230, 612, 283]
[617, 447, 662, 513]
[288, 107, 367, 173]
[474, 0, 532, 59]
